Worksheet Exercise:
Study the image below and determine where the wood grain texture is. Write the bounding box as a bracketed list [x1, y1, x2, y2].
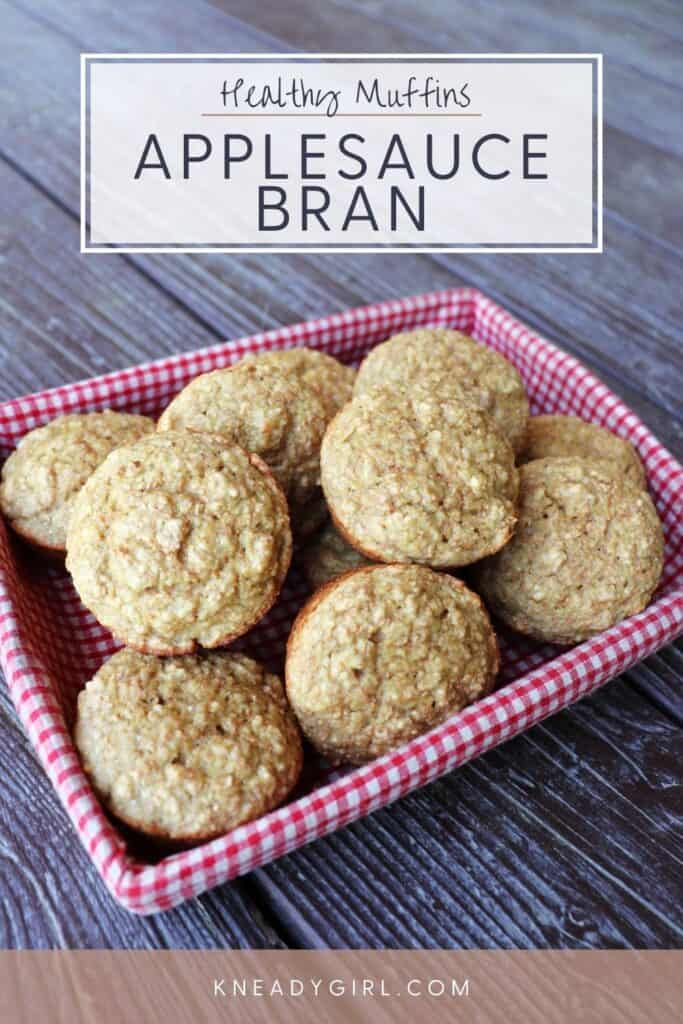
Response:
[251, 678, 683, 949]
[0, 160, 212, 397]
[0, 0, 681, 950]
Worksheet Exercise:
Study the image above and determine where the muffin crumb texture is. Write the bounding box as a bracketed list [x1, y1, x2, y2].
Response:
[286, 564, 499, 764]
[66, 430, 292, 654]
[75, 649, 302, 841]
[355, 328, 529, 452]
[0, 324, 667, 844]
[0, 411, 154, 553]
[243, 347, 355, 419]
[158, 349, 353, 517]
[519, 414, 647, 489]
[321, 381, 519, 567]
[475, 457, 663, 644]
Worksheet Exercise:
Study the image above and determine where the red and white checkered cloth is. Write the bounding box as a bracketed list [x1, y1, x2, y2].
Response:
[0, 288, 681, 914]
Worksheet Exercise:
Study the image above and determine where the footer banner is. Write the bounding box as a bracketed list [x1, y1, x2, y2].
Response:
[2, 950, 679, 1022]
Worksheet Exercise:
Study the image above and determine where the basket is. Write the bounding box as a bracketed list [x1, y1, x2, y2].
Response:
[1, 287, 681, 913]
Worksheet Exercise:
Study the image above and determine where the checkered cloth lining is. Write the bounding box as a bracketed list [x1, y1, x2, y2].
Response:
[0, 287, 681, 914]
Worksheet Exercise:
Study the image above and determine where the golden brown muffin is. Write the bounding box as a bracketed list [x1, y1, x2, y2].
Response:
[303, 520, 371, 589]
[66, 431, 292, 654]
[474, 457, 664, 644]
[355, 328, 529, 452]
[239, 349, 354, 540]
[0, 411, 153, 554]
[157, 349, 354, 537]
[321, 382, 519, 568]
[518, 414, 647, 489]
[242, 347, 355, 419]
[75, 649, 302, 842]
[158, 360, 327, 509]
[286, 564, 499, 764]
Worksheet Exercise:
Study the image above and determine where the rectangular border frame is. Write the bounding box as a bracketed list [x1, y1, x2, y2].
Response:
[80, 53, 603, 254]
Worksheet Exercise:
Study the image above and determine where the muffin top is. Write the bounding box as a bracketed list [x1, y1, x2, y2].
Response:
[242, 347, 355, 419]
[75, 649, 302, 841]
[474, 457, 664, 644]
[518, 414, 647, 489]
[286, 564, 498, 764]
[303, 520, 370, 590]
[321, 381, 519, 568]
[66, 430, 292, 654]
[0, 411, 154, 553]
[355, 328, 529, 452]
[158, 358, 330, 507]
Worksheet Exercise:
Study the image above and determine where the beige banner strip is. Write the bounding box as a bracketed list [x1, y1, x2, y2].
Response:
[1, 950, 680, 1023]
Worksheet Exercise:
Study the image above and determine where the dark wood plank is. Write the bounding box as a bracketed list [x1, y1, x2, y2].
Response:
[0, 0, 275, 213]
[251, 676, 683, 949]
[628, 647, 683, 727]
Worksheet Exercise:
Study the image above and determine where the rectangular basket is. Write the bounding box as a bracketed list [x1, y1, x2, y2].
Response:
[0, 288, 681, 914]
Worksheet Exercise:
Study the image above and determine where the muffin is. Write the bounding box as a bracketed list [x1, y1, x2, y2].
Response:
[286, 564, 498, 764]
[0, 411, 153, 554]
[158, 350, 354, 527]
[66, 431, 292, 654]
[158, 361, 326, 506]
[75, 649, 302, 842]
[303, 520, 370, 590]
[355, 328, 529, 452]
[321, 382, 519, 568]
[518, 414, 647, 489]
[242, 347, 355, 419]
[474, 457, 664, 644]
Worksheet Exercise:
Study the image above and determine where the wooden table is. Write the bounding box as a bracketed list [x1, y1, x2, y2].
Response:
[0, 0, 681, 949]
